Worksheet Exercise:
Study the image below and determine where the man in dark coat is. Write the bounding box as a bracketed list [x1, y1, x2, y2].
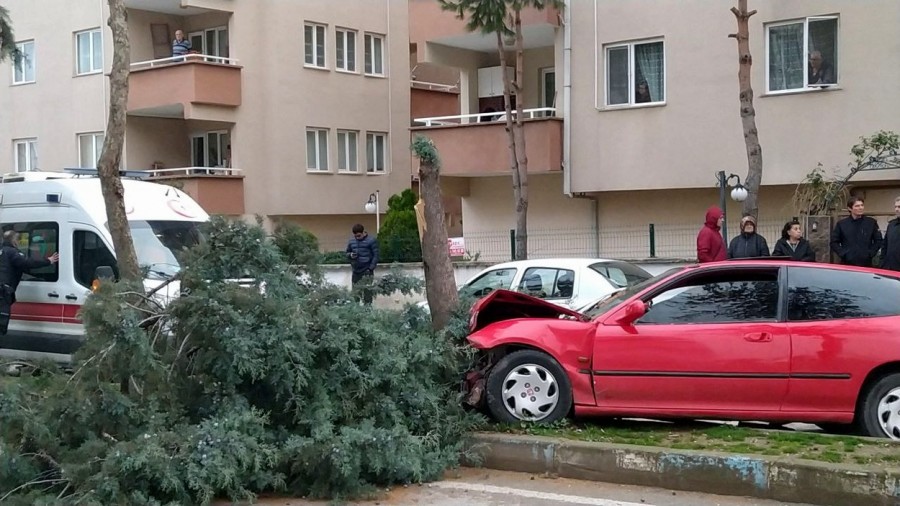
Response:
[0, 230, 60, 334]
[345, 224, 379, 304]
[830, 197, 883, 267]
[728, 215, 770, 259]
[696, 206, 726, 263]
[880, 197, 900, 271]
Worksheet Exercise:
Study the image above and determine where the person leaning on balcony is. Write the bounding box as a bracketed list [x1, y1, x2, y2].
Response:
[772, 220, 816, 262]
[172, 30, 192, 61]
[696, 206, 726, 263]
[728, 215, 770, 259]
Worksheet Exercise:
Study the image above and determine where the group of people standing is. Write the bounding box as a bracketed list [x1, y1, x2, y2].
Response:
[697, 196, 900, 270]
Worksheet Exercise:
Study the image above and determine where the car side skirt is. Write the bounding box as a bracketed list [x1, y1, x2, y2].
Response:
[573, 405, 856, 424]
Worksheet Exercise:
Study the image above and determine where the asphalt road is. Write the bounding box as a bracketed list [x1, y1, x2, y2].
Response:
[248, 468, 817, 506]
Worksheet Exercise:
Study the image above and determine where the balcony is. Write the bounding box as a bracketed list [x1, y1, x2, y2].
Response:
[128, 55, 241, 120]
[411, 109, 562, 177]
[147, 167, 244, 216]
[124, 0, 233, 14]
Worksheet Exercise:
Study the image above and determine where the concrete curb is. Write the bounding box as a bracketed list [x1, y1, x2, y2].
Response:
[464, 433, 900, 506]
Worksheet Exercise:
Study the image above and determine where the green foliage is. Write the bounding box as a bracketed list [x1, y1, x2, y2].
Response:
[0, 216, 480, 504]
[411, 135, 441, 170]
[439, 0, 565, 36]
[0, 6, 22, 66]
[321, 250, 351, 264]
[379, 189, 422, 263]
[272, 220, 322, 269]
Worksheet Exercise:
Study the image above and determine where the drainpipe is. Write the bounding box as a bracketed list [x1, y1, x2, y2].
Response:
[562, 0, 572, 196]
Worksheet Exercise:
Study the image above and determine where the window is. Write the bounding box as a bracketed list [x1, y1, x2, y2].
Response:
[364, 33, 384, 76]
[517, 268, 576, 300]
[191, 131, 230, 167]
[76, 28, 102, 75]
[188, 26, 229, 61]
[787, 267, 900, 321]
[0, 223, 59, 282]
[336, 29, 357, 72]
[767, 16, 838, 92]
[12, 40, 35, 84]
[73, 230, 117, 287]
[78, 132, 104, 168]
[13, 138, 37, 172]
[540, 67, 555, 111]
[605, 40, 664, 106]
[463, 268, 517, 298]
[638, 269, 780, 324]
[306, 128, 329, 171]
[337, 130, 358, 172]
[304, 23, 326, 68]
[366, 132, 387, 173]
[590, 261, 652, 288]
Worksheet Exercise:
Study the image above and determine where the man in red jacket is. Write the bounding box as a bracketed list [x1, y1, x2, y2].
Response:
[697, 206, 726, 263]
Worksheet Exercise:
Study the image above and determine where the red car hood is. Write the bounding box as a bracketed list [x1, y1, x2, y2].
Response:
[469, 289, 586, 333]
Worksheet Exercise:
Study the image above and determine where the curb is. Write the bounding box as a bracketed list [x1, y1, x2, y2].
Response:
[464, 433, 900, 506]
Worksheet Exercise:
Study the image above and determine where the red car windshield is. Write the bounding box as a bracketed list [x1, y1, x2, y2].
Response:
[583, 267, 685, 319]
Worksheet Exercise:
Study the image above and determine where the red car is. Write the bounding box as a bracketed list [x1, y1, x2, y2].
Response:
[465, 260, 900, 439]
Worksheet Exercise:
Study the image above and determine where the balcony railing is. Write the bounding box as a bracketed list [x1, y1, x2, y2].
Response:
[410, 80, 459, 92]
[130, 53, 239, 70]
[146, 167, 242, 178]
[413, 107, 556, 127]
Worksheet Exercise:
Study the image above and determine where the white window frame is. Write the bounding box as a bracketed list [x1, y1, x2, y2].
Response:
[539, 67, 555, 109]
[364, 33, 385, 76]
[77, 132, 105, 168]
[337, 130, 358, 173]
[366, 132, 387, 173]
[75, 28, 102, 75]
[306, 128, 329, 172]
[604, 38, 666, 107]
[13, 138, 38, 173]
[12, 40, 35, 84]
[335, 28, 357, 73]
[304, 22, 327, 69]
[188, 26, 229, 60]
[765, 16, 840, 94]
[190, 130, 230, 167]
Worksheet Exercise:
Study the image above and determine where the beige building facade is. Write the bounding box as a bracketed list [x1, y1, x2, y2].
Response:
[1, 0, 411, 248]
[411, 0, 900, 261]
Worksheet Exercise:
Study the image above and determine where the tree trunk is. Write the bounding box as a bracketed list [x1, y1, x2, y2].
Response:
[98, 0, 141, 282]
[511, 9, 528, 260]
[496, 19, 528, 260]
[412, 136, 459, 331]
[730, 0, 763, 219]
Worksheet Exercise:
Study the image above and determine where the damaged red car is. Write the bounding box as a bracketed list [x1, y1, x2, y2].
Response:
[464, 260, 900, 439]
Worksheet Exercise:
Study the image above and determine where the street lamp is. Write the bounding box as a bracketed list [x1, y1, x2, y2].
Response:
[365, 191, 380, 233]
[717, 171, 748, 240]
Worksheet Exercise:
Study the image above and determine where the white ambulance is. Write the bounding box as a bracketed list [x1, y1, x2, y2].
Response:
[0, 169, 209, 362]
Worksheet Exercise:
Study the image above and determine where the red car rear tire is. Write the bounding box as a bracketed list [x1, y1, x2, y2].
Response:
[486, 349, 573, 424]
[858, 372, 900, 439]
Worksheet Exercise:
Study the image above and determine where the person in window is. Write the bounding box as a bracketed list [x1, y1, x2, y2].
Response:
[728, 215, 770, 259]
[635, 80, 652, 103]
[172, 30, 192, 61]
[808, 51, 835, 85]
[696, 206, 726, 263]
[830, 196, 882, 267]
[880, 196, 900, 271]
[772, 220, 816, 261]
[346, 224, 379, 304]
[0, 230, 60, 335]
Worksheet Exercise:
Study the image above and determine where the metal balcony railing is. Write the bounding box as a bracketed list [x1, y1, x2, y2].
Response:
[146, 167, 242, 178]
[413, 107, 557, 127]
[130, 54, 239, 71]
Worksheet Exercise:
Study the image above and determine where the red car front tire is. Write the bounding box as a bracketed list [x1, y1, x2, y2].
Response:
[486, 350, 572, 424]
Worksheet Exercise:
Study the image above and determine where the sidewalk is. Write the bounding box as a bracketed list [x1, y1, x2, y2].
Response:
[465, 432, 900, 506]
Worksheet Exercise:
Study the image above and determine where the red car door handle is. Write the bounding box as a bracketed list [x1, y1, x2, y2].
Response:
[743, 332, 772, 342]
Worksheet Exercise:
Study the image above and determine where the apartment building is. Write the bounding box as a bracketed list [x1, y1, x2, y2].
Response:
[0, 0, 410, 247]
[411, 0, 900, 260]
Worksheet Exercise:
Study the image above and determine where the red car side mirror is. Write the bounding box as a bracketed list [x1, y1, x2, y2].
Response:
[614, 300, 647, 326]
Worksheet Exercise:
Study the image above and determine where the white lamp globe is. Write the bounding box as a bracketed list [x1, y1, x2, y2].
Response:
[731, 185, 749, 202]
[364, 202, 377, 213]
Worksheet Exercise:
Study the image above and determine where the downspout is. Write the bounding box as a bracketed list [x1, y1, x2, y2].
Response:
[562, 0, 598, 256]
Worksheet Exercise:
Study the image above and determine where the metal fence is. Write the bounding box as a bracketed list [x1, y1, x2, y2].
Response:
[318, 219, 788, 263]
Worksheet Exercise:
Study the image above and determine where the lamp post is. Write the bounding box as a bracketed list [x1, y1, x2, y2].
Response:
[364, 191, 380, 233]
[717, 171, 748, 240]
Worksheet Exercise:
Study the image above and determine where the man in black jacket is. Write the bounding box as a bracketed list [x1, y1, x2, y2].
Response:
[0, 230, 60, 334]
[881, 197, 900, 271]
[830, 197, 883, 267]
[345, 224, 379, 304]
